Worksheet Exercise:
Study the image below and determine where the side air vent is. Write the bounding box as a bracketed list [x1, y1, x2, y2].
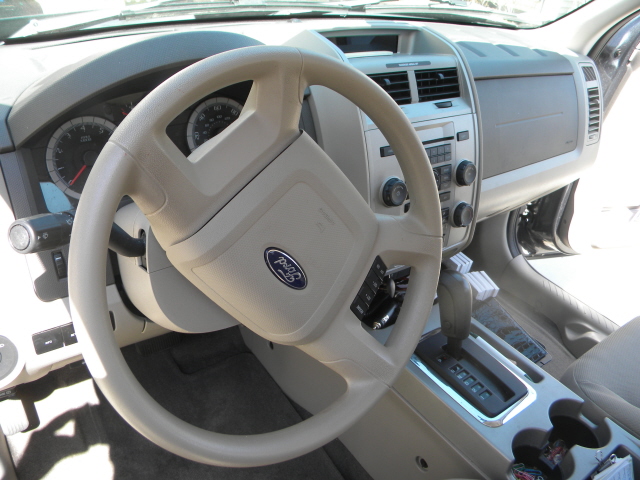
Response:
[367, 72, 412, 105]
[415, 67, 460, 103]
[582, 66, 597, 82]
[587, 86, 601, 144]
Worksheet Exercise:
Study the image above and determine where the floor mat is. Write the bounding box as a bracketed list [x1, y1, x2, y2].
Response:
[473, 297, 549, 364]
[9, 328, 373, 480]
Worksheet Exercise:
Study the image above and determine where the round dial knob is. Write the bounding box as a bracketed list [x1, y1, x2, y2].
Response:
[381, 177, 408, 207]
[452, 202, 474, 228]
[456, 160, 477, 186]
[432, 169, 441, 190]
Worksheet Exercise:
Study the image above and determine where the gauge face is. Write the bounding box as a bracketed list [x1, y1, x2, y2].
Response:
[186, 97, 243, 152]
[46, 117, 116, 199]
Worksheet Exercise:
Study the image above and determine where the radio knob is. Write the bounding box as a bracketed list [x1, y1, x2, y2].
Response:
[456, 160, 477, 186]
[381, 177, 408, 207]
[452, 202, 474, 228]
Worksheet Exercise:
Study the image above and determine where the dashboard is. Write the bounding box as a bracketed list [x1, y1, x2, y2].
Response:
[0, 18, 601, 391]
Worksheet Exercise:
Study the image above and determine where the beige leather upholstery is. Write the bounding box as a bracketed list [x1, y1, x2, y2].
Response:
[561, 316, 640, 438]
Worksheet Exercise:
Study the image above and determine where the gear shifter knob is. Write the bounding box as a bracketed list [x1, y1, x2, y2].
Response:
[437, 270, 473, 359]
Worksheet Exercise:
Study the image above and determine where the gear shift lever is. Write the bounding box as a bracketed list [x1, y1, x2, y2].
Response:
[415, 270, 528, 418]
[437, 270, 472, 359]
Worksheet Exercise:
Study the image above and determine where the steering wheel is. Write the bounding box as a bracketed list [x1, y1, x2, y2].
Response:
[69, 46, 442, 467]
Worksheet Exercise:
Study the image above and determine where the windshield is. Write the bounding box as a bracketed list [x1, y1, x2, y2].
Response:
[0, 0, 596, 41]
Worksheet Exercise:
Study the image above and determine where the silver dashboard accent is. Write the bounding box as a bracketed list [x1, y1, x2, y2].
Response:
[410, 340, 537, 427]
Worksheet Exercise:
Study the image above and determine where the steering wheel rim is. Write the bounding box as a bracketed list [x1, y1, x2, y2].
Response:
[69, 45, 442, 467]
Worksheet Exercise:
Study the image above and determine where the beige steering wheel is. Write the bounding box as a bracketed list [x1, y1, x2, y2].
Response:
[69, 45, 442, 467]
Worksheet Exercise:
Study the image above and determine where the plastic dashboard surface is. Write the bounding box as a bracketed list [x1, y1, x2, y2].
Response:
[0, 18, 600, 390]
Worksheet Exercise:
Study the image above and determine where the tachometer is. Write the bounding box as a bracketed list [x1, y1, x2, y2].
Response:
[46, 117, 116, 199]
[186, 97, 243, 152]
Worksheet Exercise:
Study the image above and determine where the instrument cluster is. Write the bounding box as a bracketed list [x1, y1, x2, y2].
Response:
[31, 82, 251, 207]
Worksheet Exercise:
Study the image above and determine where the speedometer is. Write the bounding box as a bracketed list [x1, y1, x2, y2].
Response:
[46, 116, 116, 199]
[186, 97, 243, 152]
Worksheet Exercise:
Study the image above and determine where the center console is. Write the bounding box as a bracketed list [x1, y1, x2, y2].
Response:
[243, 265, 640, 480]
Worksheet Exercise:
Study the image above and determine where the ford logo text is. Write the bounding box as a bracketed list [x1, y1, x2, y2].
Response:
[264, 248, 307, 290]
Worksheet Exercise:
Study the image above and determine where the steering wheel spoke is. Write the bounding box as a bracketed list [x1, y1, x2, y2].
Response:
[299, 308, 400, 385]
[300, 212, 441, 386]
[110, 47, 307, 248]
[185, 57, 306, 190]
[373, 212, 442, 265]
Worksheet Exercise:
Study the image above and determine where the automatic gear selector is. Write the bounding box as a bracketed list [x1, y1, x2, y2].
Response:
[415, 271, 527, 418]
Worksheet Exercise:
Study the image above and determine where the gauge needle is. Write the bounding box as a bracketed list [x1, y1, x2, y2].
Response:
[69, 165, 87, 186]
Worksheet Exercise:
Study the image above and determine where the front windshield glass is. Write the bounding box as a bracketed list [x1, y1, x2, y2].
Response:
[0, 0, 597, 41]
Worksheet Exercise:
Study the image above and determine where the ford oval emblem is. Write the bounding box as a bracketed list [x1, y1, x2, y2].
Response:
[264, 248, 307, 290]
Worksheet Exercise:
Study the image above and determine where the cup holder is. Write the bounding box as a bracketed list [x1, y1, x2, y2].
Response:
[511, 401, 610, 479]
[548, 398, 611, 448]
[548, 415, 599, 449]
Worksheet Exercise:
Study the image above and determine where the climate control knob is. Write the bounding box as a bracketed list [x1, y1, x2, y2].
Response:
[381, 177, 408, 207]
[452, 202, 474, 228]
[456, 160, 477, 186]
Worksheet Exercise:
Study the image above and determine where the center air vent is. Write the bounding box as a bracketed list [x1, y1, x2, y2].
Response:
[587, 86, 601, 144]
[367, 72, 411, 105]
[415, 68, 460, 103]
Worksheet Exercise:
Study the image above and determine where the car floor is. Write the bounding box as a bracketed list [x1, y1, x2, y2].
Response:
[7, 328, 373, 480]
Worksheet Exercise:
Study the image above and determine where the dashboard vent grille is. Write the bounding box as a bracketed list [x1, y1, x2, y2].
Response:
[587, 86, 601, 142]
[415, 67, 460, 102]
[367, 72, 412, 105]
[582, 66, 597, 82]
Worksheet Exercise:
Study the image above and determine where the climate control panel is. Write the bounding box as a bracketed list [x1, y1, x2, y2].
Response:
[365, 115, 478, 254]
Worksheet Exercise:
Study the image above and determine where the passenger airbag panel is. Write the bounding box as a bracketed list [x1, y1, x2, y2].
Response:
[477, 75, 579, 179]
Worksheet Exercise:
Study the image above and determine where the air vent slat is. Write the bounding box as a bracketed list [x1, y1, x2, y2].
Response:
[417, 81, 460, 89]
[415, 67, 460, 103]
[367, 72, 411, 105]
[586, 86, 601, 143]
[384, 86, 411, 93]
[582, 66, 597, 82]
